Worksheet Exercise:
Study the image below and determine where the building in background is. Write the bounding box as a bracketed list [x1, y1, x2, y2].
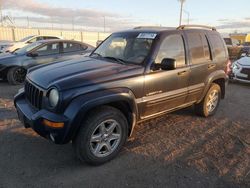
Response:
[230, 33, 247, 44]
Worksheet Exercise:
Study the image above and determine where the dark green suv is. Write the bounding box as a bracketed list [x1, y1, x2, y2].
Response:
[14, 25, 229, 165]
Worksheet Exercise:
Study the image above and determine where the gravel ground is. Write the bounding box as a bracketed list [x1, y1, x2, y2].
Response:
[0, 80, 249, 188]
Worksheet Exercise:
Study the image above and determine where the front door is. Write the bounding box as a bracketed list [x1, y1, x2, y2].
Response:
[25, 42, 60, 68]
[140, 33, 190, 119]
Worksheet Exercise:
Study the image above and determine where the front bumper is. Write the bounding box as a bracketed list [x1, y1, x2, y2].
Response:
[14, 90, 70, 144]
[232, 76, 250, 83]
[231, 68, 250, 84]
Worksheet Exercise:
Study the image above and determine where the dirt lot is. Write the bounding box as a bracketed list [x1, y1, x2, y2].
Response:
[0, 80, 249, 188]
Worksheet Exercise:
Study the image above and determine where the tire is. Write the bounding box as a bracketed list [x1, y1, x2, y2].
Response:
[7, 67, 26, 85]
[194, 83, 221, 117]
[73, 106, 128, 165]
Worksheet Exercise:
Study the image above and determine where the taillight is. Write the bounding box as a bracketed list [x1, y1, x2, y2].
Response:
[225, 59, 232, 75]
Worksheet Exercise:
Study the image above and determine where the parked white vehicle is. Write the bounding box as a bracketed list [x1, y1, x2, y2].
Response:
[232, 55, 250, 83]
[0, 35, 63, 53]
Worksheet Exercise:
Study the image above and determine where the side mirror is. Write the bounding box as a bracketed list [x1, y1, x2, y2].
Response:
[161, 58, 177, 70]
[26, 52, 38, 57]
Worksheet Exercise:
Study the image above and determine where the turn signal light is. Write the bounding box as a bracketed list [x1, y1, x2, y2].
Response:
[42, 119, 64, 128]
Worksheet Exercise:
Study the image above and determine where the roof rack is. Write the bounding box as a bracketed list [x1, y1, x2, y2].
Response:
[134, 26, 175, 30]
[176, 25, 217, 31]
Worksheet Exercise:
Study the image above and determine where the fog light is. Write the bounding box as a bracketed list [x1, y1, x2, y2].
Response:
[43, 119, 64, 128]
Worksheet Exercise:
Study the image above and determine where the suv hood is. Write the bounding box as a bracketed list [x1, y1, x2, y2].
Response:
[27, 57, 144, 90]
[237, 56, 250, 66]
[0, 52, 21, 63]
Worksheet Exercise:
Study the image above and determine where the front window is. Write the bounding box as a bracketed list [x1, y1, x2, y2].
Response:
[155, 34, 186, 67]
[91, 33, 155, 64]
[14, 42, 42, 54]
[35, 43, 59, 56]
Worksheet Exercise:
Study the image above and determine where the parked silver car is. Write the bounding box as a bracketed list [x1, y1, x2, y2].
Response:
[0, 35, 63, 53]
[0, 39, 94, 84]
[231, 55, 250, 83]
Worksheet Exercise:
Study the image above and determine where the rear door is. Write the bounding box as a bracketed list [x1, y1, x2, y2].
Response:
[58, 42, 88, 60]
[185, 31, 216, 103]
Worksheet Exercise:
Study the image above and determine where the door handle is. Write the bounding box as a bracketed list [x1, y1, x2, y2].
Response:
[177, 71, 187, 76]
[208, 64, 216, 69]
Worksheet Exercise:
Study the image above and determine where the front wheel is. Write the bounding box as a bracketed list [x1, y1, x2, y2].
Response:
[7, 67, 26, 85]
[195, 83, 221, 117]
[73, 106, 128, 165]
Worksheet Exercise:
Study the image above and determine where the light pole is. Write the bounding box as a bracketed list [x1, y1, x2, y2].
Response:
[178, 0, 186, 26]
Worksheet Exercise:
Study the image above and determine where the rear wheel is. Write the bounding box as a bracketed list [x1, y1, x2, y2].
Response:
[7, 67, 26, 85]
[195, 83, 221, 117]
[73, 106, 128, 165]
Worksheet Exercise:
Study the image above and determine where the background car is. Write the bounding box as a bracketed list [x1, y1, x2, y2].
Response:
[0, 40, 13, 52]
[0, 39, 94, 85]
[224, 38, 243, 60]
[0, 35, 63, 53]
[231, 54, 250, 83]
[241, 42, 250, 55]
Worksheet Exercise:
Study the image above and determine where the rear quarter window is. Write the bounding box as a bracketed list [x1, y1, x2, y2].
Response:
[209, 34, 227, 61]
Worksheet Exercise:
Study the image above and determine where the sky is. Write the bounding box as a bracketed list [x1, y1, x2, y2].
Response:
[1, 0, 250, 33]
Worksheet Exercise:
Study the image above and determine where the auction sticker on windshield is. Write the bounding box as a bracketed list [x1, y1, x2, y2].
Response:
[137, 33, 157, 39]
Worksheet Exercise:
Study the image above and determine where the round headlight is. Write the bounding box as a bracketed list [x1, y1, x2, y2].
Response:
[48, 89, 59, 108]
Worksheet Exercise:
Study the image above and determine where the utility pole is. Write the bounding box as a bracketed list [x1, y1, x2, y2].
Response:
[51, 16, 53, 30]
[27, 16, 30, 28]
[178, 0, 186, 26]
[103, 16, 106, 33]
[72, 17, 74, 31]
[0, 0, 3, 27]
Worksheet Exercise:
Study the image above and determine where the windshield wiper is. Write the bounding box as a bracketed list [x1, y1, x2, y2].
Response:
[90, 52, 102, 57]
[103, 56, 126, 65]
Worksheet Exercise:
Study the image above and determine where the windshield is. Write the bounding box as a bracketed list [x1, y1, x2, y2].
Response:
[18, 36, 35, 42]
[14, 42, 42, 54]
[91, 33, 155, 64]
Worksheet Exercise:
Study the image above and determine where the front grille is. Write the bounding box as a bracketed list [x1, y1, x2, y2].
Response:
[241, 68, 250, 76]
[25, 81, 43, 109]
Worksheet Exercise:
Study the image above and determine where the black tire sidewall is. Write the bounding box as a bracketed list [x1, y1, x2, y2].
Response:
[7, 67, 26, 85]
[75, 106, 128, 165]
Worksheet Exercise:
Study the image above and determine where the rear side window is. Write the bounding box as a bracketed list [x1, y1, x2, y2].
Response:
[63, 42, 82, 53]
[155, 34, 186, 68]
[187, 33, 211, 64]
[44, 36, 59, 40]
[209, 34, 227, 61]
